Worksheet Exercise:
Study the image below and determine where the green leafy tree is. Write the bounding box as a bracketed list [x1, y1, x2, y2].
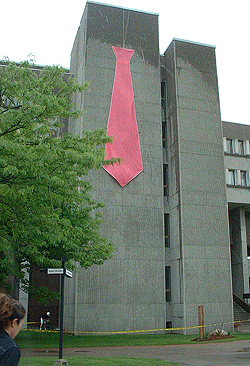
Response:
[0, 59, 116, 299]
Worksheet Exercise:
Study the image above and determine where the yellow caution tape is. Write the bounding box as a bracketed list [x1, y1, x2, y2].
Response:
[21, 318, 250, 335]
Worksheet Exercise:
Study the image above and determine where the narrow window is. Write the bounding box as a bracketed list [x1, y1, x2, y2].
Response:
[164, 213, 170, 247]
[238, 140, 244, 155]
[162, 122, 167, 149]
[161, 82, 166, 123]
[165, 266, 171, 302]
[163, 164, 169, 196]
[161, 82, 166, 100]
[241, 171, 247, 187]
[228, 170, 235, 185]
[226, 139, 233, 154]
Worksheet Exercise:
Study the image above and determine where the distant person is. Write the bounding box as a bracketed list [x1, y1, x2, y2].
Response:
[0, 293, 25, 366]
[40, 311, 50, 330]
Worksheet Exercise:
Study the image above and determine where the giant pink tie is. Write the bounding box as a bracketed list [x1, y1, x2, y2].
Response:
[103, 46, 143, 187]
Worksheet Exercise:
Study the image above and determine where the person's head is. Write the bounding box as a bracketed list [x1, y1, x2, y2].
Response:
[0, 293, 25, 339]
[46, 312, 50, 317]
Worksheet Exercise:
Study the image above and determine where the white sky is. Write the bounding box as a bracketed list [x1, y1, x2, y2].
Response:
[1, 0, 249, 124]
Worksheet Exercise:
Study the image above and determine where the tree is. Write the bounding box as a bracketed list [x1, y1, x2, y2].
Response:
[0, 59, 116, 299]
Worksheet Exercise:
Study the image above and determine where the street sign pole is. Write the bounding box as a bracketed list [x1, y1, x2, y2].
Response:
[59, 256, 66, 360]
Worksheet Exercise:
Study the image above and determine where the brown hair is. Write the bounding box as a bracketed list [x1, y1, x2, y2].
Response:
[0, 293, 25, 329]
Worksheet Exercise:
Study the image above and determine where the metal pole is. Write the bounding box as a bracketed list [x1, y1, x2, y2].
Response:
[59, 256, 66, 359]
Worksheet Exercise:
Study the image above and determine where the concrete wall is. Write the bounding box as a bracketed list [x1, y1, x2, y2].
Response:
[223, 122, 250, 140]
[65, 2, 165, 333]
[164, 39, 233, 333]
[19, 271, 29, 329]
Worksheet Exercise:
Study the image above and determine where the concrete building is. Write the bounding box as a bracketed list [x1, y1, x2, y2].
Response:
[65, 1, 165, 334]
[10, 1, 250, 334]
[63, 1, 235, 334]
[162, 39, 233, 332]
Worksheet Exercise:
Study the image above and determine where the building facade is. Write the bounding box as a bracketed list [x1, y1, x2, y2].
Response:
[65, 1, 166, 333]
[11, 1, 250, 334]
[63, 1, 236, 334]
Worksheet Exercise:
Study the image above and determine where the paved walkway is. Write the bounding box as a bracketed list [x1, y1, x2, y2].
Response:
[21, 338, 250, 366]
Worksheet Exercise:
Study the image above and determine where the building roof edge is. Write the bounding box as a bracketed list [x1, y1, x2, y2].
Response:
[87, 0, 159, 16]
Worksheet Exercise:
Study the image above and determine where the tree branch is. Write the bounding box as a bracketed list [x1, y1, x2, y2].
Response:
[0, 122, 27, 137]
[0, 104, 22, 115]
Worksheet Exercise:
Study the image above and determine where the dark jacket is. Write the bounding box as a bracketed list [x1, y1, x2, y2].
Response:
[0, 328, 20, 366]
[41, 313, 50, 320]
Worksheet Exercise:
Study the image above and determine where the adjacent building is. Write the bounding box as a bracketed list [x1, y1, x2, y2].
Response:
[223, 122, 250, 303]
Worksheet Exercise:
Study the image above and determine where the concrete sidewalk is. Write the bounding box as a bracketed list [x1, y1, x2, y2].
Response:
[21, 338, 250, 366]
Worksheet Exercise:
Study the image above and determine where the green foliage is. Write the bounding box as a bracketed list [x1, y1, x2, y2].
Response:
[0, 59, 116, 296]
[30, 286, 60, 306]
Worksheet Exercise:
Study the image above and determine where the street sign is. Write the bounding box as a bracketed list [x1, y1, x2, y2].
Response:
[47, 268, 64, 275]
[47, 268, 72, 277]
[65, 269, 72, 278]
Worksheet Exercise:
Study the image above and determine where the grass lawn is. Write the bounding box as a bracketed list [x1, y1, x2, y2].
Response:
[19, 356, 183, 366]
[17, 331, 250, 366]
[17, 331, 196, 349]
[16, 329, 250, 349]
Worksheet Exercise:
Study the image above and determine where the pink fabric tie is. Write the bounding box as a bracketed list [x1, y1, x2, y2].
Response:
[104, 46, 143, 187]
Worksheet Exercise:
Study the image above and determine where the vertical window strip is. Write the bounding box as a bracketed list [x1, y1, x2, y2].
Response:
[164, 213, 170, 247]
[226, 139, 233, 154]
[238, 140, 244, 155]
[163, 164, 169, 196]
[241, 171, 247, 186]
[162, 122, 167, 149]
[165, 266, 171, 302]
[227, 169, 235, 185]
[244, 140, 250, 155]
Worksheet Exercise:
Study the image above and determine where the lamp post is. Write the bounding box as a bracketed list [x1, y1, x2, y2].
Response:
[48, 258, 72, 365]
[59, 256, 66, 360]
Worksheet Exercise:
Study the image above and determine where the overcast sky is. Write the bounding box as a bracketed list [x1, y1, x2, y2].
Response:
[1, 0, 249, 124]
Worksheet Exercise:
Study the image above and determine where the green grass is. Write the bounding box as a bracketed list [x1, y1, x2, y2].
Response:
[17, 331, 250, 366]
[19, 356, 182, 366]
[16, 331, 195, 349]
[16, 330, 250, 349]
